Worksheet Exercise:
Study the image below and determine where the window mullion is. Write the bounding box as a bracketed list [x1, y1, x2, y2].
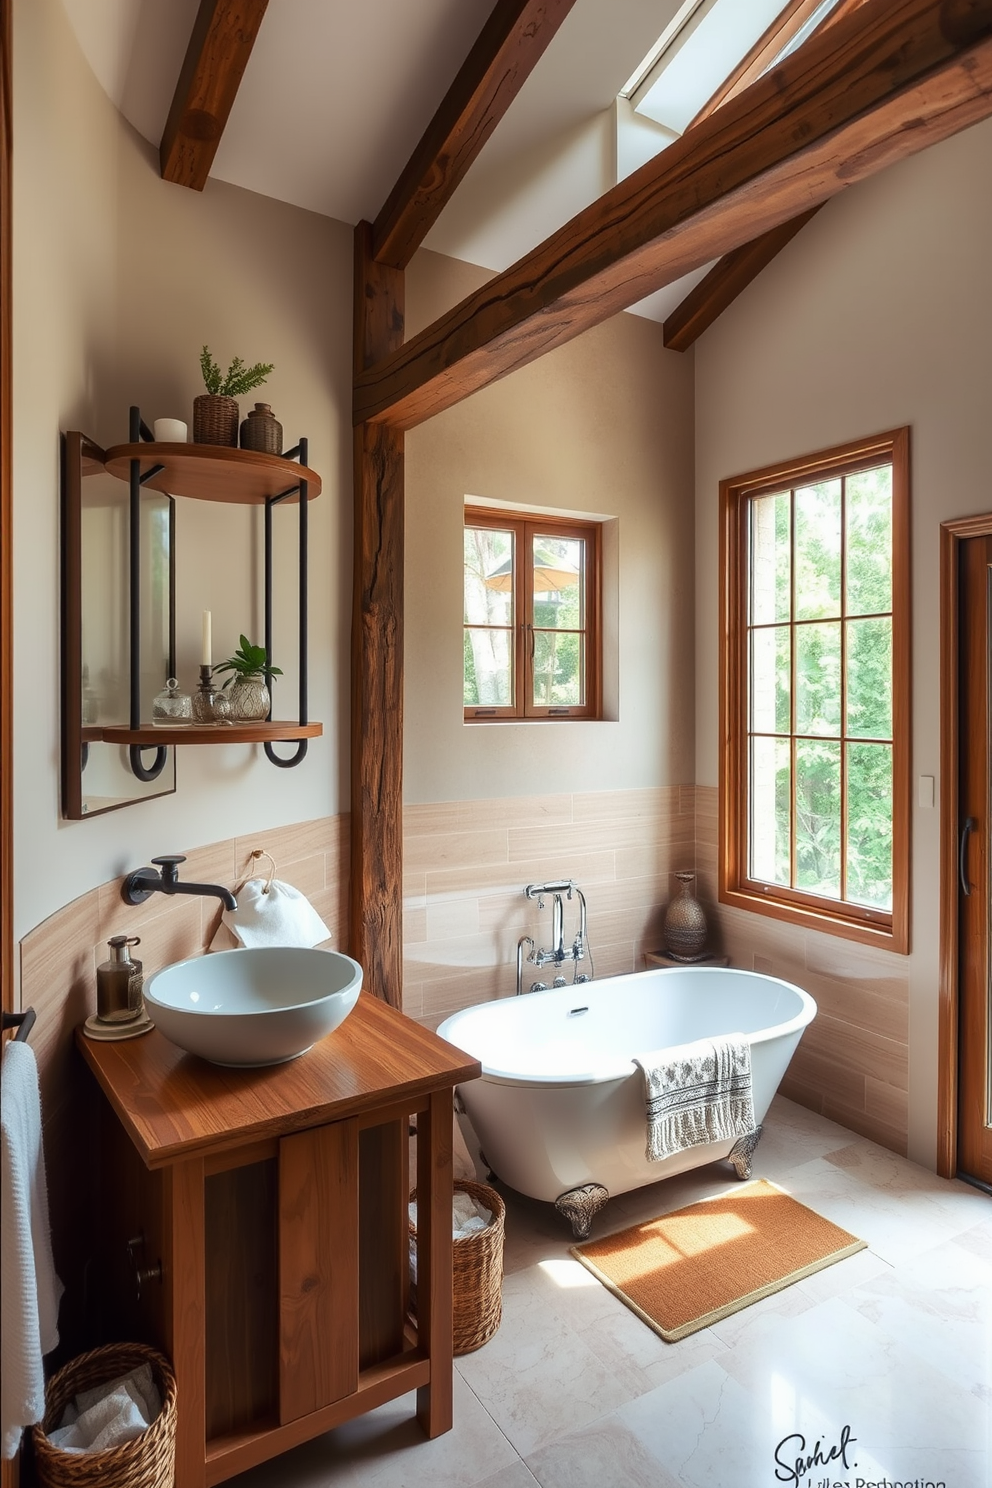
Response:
[789, 486, 797, 891]
[840, 474, 849, 904]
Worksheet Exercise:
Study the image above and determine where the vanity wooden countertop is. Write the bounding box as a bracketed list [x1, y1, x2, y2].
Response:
[77, 991, 481, 1170]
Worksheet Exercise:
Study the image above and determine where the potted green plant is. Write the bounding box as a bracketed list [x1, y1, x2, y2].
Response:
[194, 347, 274, 447]
[214, 635, 283, 722]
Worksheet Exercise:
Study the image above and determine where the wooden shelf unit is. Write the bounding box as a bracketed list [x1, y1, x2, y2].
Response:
[78, 993, 481, 1486]
[104, 443, 322, 504]
[96, 721, 323, 747]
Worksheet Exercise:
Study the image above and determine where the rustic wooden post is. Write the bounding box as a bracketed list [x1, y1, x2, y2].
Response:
[351, 224, 405, 1005]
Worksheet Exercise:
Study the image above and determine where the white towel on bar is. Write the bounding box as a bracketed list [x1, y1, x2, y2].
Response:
[1, 1040, 64, 1459]
[633, 1034, 755, 1163]
[210, 877, 331, 951]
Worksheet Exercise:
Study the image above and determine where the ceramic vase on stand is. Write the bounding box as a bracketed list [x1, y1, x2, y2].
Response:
[240, 402, 282, 454]
[227, 675, 270, 722]
[663, 871, 708, 961]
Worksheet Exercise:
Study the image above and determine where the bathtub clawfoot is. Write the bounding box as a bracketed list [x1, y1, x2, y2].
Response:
[728, 1125, 763, 1180]
[555, 1183, 610, 1239]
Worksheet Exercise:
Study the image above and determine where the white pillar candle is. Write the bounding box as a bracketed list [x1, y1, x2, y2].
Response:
[201, 610, 212, 667]
[153, 418, 188, 442]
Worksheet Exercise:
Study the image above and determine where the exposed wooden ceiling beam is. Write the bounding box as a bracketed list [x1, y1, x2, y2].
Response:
[160, 0, 269, 191]
[663, 207, 823, 351]
[354, 0, 992, 430]
[371, 0, 577, 269]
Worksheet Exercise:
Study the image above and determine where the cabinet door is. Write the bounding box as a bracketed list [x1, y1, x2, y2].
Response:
[278, 1119, 359, 1423]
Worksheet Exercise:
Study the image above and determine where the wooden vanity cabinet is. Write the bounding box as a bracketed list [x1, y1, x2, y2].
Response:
[78, 993, 481, 1486]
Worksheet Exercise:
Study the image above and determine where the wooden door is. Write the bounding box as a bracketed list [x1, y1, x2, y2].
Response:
[957, 534, 992, 1185]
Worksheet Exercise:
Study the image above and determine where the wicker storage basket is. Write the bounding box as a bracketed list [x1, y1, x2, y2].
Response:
[31, 1342, 177, 1488]
[409, 1178, 505, 1356]
[192, 394, 238, 446]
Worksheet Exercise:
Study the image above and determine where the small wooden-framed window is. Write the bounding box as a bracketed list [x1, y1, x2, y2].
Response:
[720, 429, 910, 952]
[463, 507, 601, 721]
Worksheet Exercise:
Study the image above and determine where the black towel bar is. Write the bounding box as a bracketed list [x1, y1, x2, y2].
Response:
[1, 1007, 36, 1042]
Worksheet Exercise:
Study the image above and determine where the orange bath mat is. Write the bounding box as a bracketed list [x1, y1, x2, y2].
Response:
[571, 1178, 866, 1341]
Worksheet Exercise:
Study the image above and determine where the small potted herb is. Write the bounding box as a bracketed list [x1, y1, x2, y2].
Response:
[194, 347, 274, 447]
[214, 636, 283, 721]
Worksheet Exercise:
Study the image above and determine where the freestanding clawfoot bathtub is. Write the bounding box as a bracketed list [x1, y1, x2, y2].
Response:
[438, 966, 817, 1235]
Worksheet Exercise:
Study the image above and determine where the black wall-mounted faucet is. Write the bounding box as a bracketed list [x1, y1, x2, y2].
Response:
[121, 855, 237, 912]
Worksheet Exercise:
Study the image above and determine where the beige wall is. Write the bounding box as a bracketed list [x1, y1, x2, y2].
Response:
[405, 248, 696, 803]
[13, 0, 353, 944]
[694, 115, 992, 1168]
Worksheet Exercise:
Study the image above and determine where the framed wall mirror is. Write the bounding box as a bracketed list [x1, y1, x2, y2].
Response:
[62, 431, 176, 817]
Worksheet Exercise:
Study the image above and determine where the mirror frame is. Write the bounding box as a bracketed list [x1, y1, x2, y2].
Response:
[61, 430, 177, 818]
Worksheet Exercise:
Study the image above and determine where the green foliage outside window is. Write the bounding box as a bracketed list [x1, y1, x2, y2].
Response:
[749, 463, 893, 910]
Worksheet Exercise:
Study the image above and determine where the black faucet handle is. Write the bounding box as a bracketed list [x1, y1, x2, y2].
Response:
[151, 855, 186, 867]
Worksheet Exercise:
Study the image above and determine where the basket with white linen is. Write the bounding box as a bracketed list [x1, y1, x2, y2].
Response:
[409, 1178, 505, 1355]
[31, 1342, 176, 1488]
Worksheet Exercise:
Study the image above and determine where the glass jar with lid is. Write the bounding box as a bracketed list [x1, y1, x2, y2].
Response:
[152, 677, 192, 727]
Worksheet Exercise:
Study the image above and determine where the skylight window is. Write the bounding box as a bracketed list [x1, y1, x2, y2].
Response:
[635, 0, 787, 135]
[620, 0, 846, 142]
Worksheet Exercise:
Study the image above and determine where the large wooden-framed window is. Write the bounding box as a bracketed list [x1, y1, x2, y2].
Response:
[463, 507, 601, 721]
[720, 429, 910, 952]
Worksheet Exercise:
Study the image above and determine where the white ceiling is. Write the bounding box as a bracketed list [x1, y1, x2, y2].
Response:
[60, 0, 731, 324]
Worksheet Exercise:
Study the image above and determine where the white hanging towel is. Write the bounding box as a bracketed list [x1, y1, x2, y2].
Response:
[633, 1034, 755, 1163]
[1, 1039, 64, 1459]
[212, 877, 331, 951]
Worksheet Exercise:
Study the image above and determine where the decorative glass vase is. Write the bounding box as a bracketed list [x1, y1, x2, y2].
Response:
[227, 674, 270, 722]
[663, 870, 708, 961]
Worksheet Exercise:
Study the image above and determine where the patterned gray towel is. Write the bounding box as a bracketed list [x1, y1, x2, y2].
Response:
[633, 1035, 755, 1162]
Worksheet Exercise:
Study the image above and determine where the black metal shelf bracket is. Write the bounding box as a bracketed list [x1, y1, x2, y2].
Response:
[262, 435, 309, 770]
[123, 408, 313, 776]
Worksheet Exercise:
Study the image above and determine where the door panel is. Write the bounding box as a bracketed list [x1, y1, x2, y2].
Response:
[957, 535, 992, 1184]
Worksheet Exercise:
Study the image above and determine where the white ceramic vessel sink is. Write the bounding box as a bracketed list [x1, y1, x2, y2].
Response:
[142, 946, 364, 1067]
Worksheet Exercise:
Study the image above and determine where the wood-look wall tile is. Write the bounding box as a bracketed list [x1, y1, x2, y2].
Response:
[405, 795, 573, 834]
[402, 982, 424, 1019]
[403, 872, 428, 908]
[178, 839, 239, 891]
[259, 853, 326, 899]
[614, 841, 691, 882]
[801, 1013, 908, 1090]
[589, 905, 665, 951]
[572, 786, 680, 822]
[864, 1076, 909, 1134]
[404, 907, 428, 944]
[507, 818, 668, 862]
[584, 940, 636, 980]
[418, 967, 509, 1021]
[426, 897, 481, 942]
[820, 1099, 907, 1156]
[426, 850, 617, 898]
[476, 892, 541, 936]
[235, 816, 340, 868]
[800, 968, 909, 1044]
[779, 1073, 823, 1115]
[405, 829, 509, 874]
[784, 1044, 866, 1110]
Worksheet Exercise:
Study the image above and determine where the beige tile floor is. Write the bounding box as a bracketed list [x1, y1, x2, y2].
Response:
[232, 1097, 991, 1488]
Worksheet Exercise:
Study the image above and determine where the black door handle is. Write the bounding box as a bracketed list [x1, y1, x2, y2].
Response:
[960, 816, 977, 897]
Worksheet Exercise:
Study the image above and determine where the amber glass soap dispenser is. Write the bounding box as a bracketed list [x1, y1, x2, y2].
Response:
[96, 935, 144, 1023]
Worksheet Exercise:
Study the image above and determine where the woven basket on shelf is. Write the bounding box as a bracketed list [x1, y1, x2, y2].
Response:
[192, 393, 238, 446]
[409, 1178, 505, 1356]
[32, 1342, 177, 1488]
